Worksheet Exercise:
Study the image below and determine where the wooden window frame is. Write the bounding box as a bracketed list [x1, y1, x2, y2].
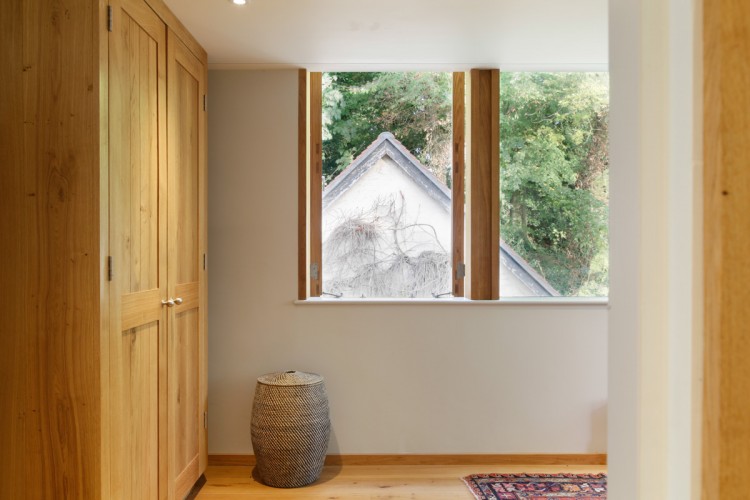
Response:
[452, 73, 466, 297]
[298, 69, 498, 300]
[298, 70, 323, 299]
[468, 69, 500, 300]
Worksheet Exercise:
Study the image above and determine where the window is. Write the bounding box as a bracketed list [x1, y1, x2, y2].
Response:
[320, 72, 456, 299]
[499, 73, 609, 298]
[299, 70, 609, 300]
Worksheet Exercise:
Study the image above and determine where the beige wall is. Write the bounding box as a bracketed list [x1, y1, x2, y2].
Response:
[607, 0, 702, 498]
[207, 69, 608, 455]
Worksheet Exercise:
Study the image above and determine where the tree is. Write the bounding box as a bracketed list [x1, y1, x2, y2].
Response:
[500, 72, 609, 296]
[322, 72, 452, 184]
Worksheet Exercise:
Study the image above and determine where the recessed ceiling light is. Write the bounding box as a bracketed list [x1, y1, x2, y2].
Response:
[231, 0, 247, 5]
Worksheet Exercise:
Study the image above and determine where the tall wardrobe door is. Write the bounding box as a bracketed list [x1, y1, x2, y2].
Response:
[108, 0, 168, 498]
[167, 29, 208, 498]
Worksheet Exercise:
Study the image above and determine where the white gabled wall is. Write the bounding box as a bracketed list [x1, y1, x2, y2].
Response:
[206, 69, 608, 456]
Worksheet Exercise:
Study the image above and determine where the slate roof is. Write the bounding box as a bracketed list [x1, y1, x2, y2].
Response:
[323, 132, 450, 210]
[323, 132, 560, 297]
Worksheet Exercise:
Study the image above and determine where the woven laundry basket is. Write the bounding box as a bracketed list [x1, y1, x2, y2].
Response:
[251, 371, 330, 488]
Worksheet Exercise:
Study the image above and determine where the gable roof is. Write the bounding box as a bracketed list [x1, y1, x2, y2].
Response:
[322, 132, 560, 297]
[501, 242, 560, 297]
[323, 132, 451, 210]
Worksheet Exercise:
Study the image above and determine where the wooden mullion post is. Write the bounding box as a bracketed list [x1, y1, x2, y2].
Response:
[297, 69, 309, 299]
[469, 69, 500, 300]
[309, 72, 323, 297]
[452, 72, 466, 297]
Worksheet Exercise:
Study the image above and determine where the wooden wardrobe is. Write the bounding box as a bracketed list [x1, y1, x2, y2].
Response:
[1, 0, 208, 498]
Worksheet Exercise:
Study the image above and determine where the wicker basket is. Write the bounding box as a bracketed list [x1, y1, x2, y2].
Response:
[251, 371, 330, 488]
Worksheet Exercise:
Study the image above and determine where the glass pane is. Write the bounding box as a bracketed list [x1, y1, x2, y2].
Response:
[500, 72, 609, 297]
[321, 72, 453, 298]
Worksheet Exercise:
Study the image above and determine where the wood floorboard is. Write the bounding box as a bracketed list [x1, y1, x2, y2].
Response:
[198, 464, 607, 499]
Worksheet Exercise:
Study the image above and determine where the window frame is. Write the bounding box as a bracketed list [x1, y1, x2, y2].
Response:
[298, 69, 500, 301]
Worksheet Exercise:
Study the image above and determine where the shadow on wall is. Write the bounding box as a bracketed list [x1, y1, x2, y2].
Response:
[327, 424, 341, 456]
[589, 402, 608, 453]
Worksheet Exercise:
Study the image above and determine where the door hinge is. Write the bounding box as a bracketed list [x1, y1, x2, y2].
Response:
[310, 263, 319, 281]
[203, 411, 208, 429]
[203, 94, 207, 111]
[107, 256, 113, 281]
[455, 262, 465, 280]
[203, 253, 207, 270]
[107, 5, 113, 32]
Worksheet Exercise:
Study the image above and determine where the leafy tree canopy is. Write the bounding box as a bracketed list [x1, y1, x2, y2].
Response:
[500, 72, 609, 296]
[322, 72, 452, 184]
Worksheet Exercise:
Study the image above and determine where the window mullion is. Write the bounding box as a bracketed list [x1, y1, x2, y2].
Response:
[309, 71, 323, 297]
[468, 69, 500, 300]
[452, 72, 466, 297]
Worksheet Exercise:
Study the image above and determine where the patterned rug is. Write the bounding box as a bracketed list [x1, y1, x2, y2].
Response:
[462, 473, 607, 499]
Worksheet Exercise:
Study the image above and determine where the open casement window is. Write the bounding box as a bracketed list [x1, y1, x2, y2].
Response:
[299, 69, 501, 300]
[300, 70, 609, 301]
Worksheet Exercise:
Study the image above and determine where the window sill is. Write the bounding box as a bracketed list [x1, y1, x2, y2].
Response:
[294, 297, 609, 307]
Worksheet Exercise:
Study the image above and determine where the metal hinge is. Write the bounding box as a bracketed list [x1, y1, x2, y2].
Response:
[107, 5, 113, 32]
[203, 253, 207, 270]
[203, 411, 207, 429]
[107, 256, 113, 281]
[310, 263, 319, 281]
[203, 94, 207, 111]
[455, 262, 465, 280]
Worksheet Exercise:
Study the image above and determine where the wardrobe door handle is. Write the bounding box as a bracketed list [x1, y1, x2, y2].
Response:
[162, 298, 175, 307]
[174, 297, 183, 305]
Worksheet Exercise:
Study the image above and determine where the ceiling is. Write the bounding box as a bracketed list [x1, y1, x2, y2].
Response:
[163, 0, 608, 71]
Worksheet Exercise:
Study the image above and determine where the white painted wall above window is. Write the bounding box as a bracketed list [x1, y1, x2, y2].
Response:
[163, 0, 608, 70]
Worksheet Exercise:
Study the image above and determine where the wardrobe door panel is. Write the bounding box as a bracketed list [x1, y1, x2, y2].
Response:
[167, 29, 207, 498]
[109, 0, 168, 498]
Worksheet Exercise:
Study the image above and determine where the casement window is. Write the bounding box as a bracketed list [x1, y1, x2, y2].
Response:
[299, 70, 609, 300]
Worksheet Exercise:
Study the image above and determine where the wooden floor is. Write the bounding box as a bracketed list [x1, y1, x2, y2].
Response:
[197, 464, 607, 499]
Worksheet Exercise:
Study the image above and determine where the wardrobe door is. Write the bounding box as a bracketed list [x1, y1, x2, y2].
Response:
[167, 28, 208, 498]
[108, 0, 168, 498]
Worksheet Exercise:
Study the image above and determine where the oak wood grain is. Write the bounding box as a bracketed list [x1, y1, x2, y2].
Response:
[122, 289, 163, 331]
[0, 0, 103, 497]
[703, 0, 750, 498]
[197, 26, 210, 483]
[168, 27, 208, 499]
[145, 0, 207, 63]
[2, 0, 208, 497]
[469, 69, 500, 300]
[309, 72, 324, 297]
[108, 0, 168, 497]
[0, 1, 27, 495]
[452, 73, 466, 297]
[197, 464, 607, 499]
[298, 69, 309, 300]
[99, 1, 112, 497]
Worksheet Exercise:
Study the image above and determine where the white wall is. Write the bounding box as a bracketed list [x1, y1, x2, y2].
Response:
[607, 0, 702, 498]
[207, 69, 608, 455]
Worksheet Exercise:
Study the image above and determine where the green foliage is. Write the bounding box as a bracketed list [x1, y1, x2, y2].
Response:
[500, 72, 609, 296]
[322, 72, 452, 184]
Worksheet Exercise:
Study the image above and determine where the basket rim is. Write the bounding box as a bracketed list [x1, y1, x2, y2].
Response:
[256, 370, 325, 387]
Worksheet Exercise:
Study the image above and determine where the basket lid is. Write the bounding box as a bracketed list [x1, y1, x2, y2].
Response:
[257, 370, 324, 387]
